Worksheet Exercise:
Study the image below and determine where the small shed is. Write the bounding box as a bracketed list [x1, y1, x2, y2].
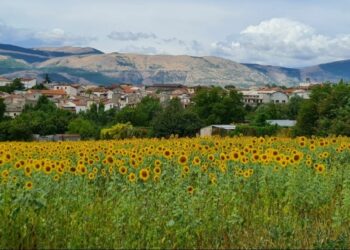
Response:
[200, 125, 236, 137]
[266, 120, 296, 127]
[54, 134, 81, 141]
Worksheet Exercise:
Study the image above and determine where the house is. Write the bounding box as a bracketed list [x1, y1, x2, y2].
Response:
[266, 120, 297, 127]
[103, 100, 118, 111]
[200, 125, 236, 137]
[118, 93, 142, 108]
[91, 87, 108, 98]
[287, 89, 311, 99]
[258, 90, 289, 104]
[240, 89, 289, 106]
[0, 77, 11, 87]
[28, 89, 66, 100]
[21, 78, 37, 89]
[4, 104, 23, 118]
[3, 92, 42, 117]
[58, 98, 89, 113]
[240, 90, 263, 105]
[53, 85, 79, 97]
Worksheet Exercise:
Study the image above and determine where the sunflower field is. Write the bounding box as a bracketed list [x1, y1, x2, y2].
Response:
[0, 136, 350, 249]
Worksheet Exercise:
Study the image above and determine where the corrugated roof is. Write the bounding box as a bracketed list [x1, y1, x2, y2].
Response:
[212, 125, 236, 130]
[266, 120, 296, 127]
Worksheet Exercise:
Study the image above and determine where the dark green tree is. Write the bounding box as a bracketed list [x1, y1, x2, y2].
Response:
[0, 78, 24, 93]
[44, 74, 51, 84]
[294, 100, 318, 136]
[191, 87, 245, 125]
[0, 98, 5, 121]
[68, 118, 99, 139]
[152, 98, 203, 137]
[287, 96, 304, 120]
[115, 96, 161, 127]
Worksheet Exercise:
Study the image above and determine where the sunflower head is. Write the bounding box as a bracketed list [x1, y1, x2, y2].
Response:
[25, 181, 33, 190]
[139, 168, 150, 181]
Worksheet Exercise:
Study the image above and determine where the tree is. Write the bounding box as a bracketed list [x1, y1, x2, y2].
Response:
[44, 74, 51, 84]
[0, 98, 5, 121]
[134, 96, 162, 127]
[294, 100, 318, 136]
[33, 95, 56, 111]
[191, 87, 245, 125]
[0, 78, 24, 93]
[68, 118, 99, 139]
[329, 100, 350, 136]
[20, 96, 76, 136]
[31, 83, 47, 90]
[0, 119, 33, 141]
[114, 96, 162, 127]
[251, 103, 288, 126]
[152, 98, 203, 137]
[100, 122, 135, 139]
[287, 96, 304, 120]
[11, 78, 24, 91]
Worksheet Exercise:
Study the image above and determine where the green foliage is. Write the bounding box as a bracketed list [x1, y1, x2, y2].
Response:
[115, 96, 162, 127]
[100, 122, 137, 139]
[44, 73, 51, 84]
[0, 119, 33, 141]
[68, 118, 99, 139]
[294, 81, 350, 136]
[0, 78, 25, 93]
[18, 96, 76, 136]
[230, 124, 280, 136]
[191, 87, 245, 125]
[249, 99, 304, 126]
[31, 83, 47, 90]
[0, 98, 5, 121]
[81, 103, 116, 127]
[152, 98, 203, 137]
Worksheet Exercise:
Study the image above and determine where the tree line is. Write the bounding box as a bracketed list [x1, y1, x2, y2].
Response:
[0, 81, 349, 141]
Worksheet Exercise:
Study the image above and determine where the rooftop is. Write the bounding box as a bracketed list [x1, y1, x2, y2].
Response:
[266, 120, 297, 127]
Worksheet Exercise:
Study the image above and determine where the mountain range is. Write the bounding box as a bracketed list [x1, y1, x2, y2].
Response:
[0, 43, 349, 87]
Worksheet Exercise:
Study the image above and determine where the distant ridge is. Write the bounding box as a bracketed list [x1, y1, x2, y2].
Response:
[0, 43, 349, 86]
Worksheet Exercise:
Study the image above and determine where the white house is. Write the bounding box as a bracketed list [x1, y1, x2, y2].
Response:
[289, 89, 311, 99]
[59, 99, 88, 113]
[258, 90, 289, 104]
[240, 90, 263, 105]
[103, 100, 118, 111]
[21, 78, 37, 89]
[240, 90, 289, 106]
[0, 77, 11, 87]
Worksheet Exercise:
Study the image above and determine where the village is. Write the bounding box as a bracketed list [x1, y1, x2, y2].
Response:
[0, 76, 315, 119]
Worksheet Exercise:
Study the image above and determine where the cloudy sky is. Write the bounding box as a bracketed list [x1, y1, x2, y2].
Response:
[1, 0, 350, 67]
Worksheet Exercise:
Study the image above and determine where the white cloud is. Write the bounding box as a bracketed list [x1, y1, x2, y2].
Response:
[34, 28, 96, 46]
[108, 31, 157, 41]
[0, 21, 96, 47]
[211, 18, 350, 67]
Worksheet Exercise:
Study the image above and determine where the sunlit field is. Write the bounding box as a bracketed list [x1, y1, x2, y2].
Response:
[0, 136, 350, 249]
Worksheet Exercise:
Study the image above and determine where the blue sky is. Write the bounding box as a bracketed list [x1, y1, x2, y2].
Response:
[0, 0, 350, 67]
